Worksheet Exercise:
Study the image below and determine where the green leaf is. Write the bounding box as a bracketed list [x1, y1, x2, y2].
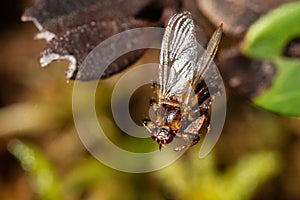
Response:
[243, 1, 300, 59]
[254, 58, 300, 116]
[243, 1, 300, 116]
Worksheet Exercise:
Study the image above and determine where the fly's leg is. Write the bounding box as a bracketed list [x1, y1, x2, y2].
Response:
[143, 91, 160, 134]
[151, 81, 162, 99]
[174, 106, 210, 152]
[151, 81, 158, 90]
[174, 134, 201, 152]
[145, 90, 162, 130]
[149, 82, 160, 112]
[143, 119, 156, 133]
[174, 114, 204, 151]
[199, 100, 211, 131]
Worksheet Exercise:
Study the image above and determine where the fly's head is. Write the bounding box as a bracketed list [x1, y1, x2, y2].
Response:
[143, 119, 175, 150]
[151, 127, 174, 150]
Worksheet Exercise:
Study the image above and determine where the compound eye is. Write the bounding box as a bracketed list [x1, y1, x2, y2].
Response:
[165, 132, 174, 144]
[151, 130, 159, 142]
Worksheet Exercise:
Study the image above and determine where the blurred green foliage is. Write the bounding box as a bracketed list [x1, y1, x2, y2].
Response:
[156, 149, 281, 200]
[9, 139, 282, 200]
[8, 140, 64, 200]
[243, 1, 300, 116]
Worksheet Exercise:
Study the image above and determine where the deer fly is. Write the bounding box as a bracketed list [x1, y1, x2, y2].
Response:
[143, 11, 222, 151]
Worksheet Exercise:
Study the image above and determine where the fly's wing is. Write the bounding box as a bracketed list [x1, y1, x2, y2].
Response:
[182, 24, 222, 107]
[159, 11, 198, 102]
[193, 25, 222, 97]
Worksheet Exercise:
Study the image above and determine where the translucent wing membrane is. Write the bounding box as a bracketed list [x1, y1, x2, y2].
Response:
[183, 24, 223, 106]
[159, 11, 198, 102]
[192, 25, 222, 91]
[159, 12, 222, 104]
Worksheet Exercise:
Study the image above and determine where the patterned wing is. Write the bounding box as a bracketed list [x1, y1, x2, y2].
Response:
[159, 11, 198, 102]
[192, 25, 222, 93]
[182, 24, 222, 106]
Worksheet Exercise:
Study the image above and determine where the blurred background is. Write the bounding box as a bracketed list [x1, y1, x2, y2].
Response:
[1, 0, 300, 200]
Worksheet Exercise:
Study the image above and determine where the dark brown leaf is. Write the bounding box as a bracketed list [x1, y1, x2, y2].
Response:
[22, 0, 181, 80]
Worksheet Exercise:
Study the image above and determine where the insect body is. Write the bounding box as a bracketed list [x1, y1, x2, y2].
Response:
[143, 11, 222, 151]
